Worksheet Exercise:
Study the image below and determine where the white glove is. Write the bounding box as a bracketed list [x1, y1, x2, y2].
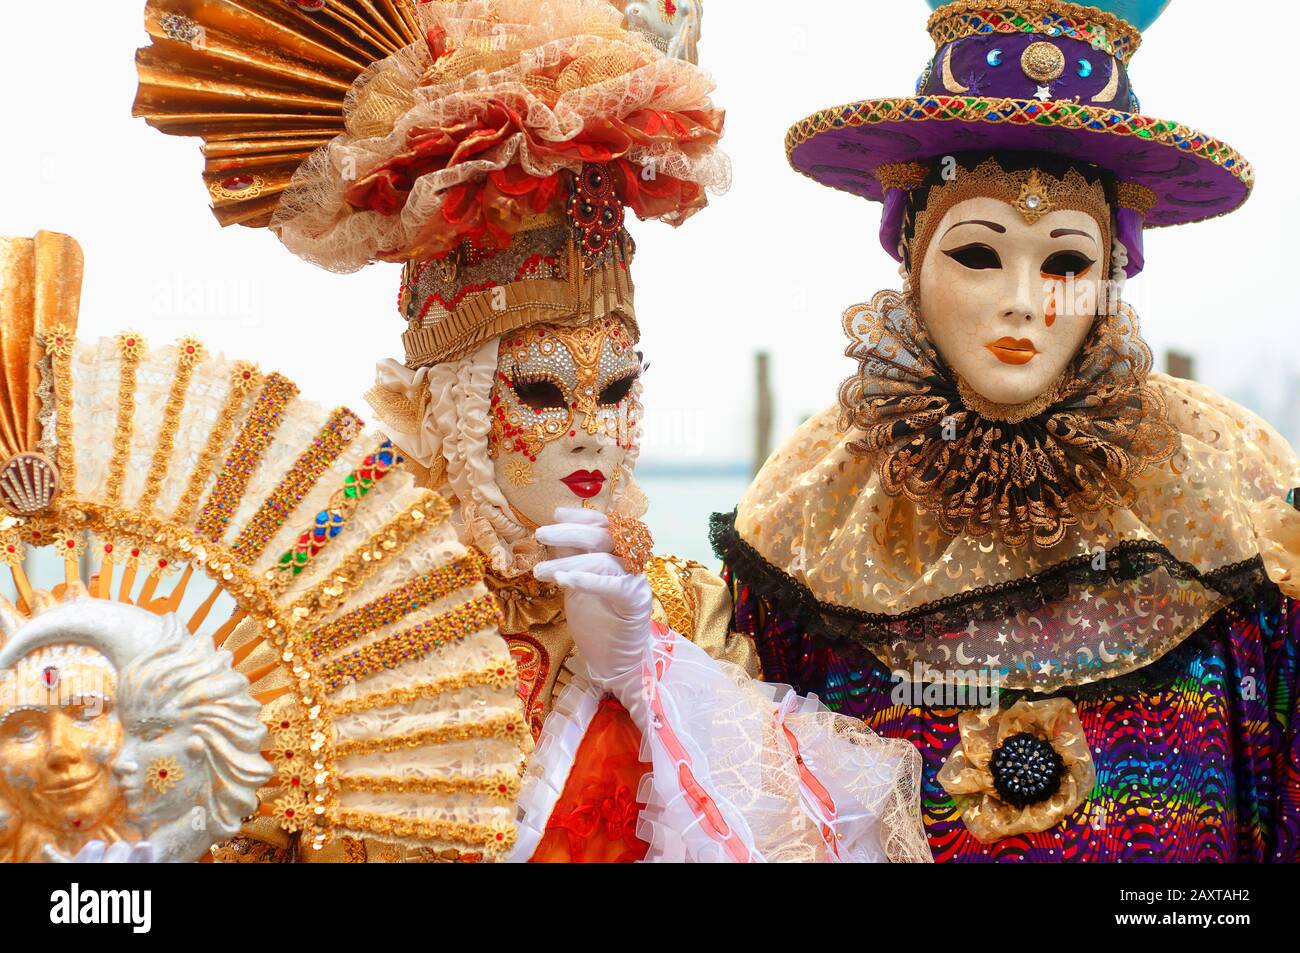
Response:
[44, 840, 156, 863]
[535, 508, 654, 720]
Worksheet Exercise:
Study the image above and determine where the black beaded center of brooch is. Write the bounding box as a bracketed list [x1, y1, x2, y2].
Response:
[989, 732, 1066, 809]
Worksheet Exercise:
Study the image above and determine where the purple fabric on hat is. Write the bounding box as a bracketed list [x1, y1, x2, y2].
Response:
[879, 188, 908, 261]
[1116, 206, 1145, 277]
[924, 35, 1131, 109]
[793, 114, 1249, 228]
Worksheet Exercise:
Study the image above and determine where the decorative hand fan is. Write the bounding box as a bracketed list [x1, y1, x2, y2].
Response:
[0, 233, 526, 863]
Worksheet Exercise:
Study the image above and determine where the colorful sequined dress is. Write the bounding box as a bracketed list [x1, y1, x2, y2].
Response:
[713, 377, 1300, 863]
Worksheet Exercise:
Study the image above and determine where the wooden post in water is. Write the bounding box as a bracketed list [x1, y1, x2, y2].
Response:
[754, 352, 773, 476]
[1166, 351, 1196, 381]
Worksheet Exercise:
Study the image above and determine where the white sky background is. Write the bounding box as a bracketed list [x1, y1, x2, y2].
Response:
[0, 1, 1296, 467]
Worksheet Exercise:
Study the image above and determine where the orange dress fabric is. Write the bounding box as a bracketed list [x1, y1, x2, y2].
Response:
[529, 697, 653, 863]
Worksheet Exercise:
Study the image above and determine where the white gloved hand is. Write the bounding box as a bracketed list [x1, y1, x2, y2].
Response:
[535, 509, 654, 719]
[44, 840, 156, 863]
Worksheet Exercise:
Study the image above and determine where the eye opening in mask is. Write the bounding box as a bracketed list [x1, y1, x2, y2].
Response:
[598, 370, 639, 407]
[943, 243, 1003, 271]
[1040, 250, 1096, 279]
[510, 373, 568, 412]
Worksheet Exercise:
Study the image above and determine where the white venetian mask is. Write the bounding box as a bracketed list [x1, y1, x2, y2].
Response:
[489, 319, 642, 527]
[916, 196, 1108, 408]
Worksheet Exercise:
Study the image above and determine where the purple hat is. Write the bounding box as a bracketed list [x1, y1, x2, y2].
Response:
[786, 1, 1252, 277]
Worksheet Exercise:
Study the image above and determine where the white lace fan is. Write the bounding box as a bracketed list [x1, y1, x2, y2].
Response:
[0, 233, 526, 862]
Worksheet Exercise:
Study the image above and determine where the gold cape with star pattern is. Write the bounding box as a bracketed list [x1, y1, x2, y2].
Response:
[729, 373, 1300, 693]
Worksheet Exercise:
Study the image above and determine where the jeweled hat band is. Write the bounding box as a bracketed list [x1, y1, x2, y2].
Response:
[920, 21, 1135, 110]
[399, 163, 640, 368]
[927, 1, 1143, 64]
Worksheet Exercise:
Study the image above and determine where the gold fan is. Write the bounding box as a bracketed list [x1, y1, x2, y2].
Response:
[0, 233, 81, 518]
[133, 0, 424, 227]
[0, 233, 527, 862]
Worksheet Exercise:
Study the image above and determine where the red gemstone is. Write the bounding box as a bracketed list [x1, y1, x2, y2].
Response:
[42, 666, 59, 689]
[220, 174, 255, 192]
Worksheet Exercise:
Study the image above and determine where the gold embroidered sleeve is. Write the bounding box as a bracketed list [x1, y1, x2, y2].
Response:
[647, 556, 761, 679]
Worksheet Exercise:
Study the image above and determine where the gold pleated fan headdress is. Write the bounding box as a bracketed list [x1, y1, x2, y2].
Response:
[0, 233, 527, 862]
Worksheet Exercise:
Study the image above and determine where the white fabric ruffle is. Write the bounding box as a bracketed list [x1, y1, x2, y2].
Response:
[506, 670, 603, 863]
[509, 629, 932, 863]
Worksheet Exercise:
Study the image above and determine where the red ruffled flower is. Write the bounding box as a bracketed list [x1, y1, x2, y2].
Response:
[344, 88, 724, 262]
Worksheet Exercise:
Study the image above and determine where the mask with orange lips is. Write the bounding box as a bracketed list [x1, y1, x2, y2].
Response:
[488, 318, 643, 528]
[906, 155, 1115, 409]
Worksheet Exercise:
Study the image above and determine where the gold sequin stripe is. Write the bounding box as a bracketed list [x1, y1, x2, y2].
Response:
[332, 710, 525, 757]
[646, 556, 697, 640]
[334, 810, 516, 857]
[173, 362, 262, 523]
[321, 594, 503, 691]
[40, 327, 77, 490]
[195, 372, 299, 542]
[286, 493, 452, 625]
[305, 552, 484, 660]
[138, 339, 205, 514]
[325, 658, 518, 717]
[230, 407, 362, 560]
[104, 332, 144, 507]
[339, 771, 520, 803]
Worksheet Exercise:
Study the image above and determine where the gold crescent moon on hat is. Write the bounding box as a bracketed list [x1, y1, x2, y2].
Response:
[1091, 56, 1121, 103]
[941, 44, 969, 93]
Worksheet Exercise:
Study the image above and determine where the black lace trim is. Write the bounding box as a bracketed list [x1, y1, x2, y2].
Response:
[710, 509, 1268, 647]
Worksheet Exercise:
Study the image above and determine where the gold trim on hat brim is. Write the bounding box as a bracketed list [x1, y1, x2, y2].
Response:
[784, 95, 1253, 228]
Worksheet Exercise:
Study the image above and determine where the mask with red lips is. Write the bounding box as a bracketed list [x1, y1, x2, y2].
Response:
[489, 319, 642, 528]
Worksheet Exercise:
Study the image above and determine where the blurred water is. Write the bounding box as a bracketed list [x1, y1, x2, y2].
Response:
[639, 472, 750, 569]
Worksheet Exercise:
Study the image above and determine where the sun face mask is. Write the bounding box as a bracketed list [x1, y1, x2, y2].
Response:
[489, 318, 643, 528]
[0, 646, 124, 850]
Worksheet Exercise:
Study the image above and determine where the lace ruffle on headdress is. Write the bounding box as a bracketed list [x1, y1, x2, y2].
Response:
[271, 0, 730, 272]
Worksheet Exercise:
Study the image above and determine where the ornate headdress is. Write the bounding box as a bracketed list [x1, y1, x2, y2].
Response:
[784, 0, 1249, 278]
[0, 233, 527, 862]
[134, 0, 728, 367]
